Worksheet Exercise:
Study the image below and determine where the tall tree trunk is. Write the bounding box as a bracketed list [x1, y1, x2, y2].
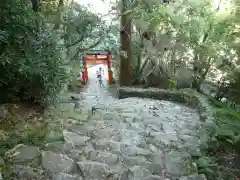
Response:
[30, 0, 41, 12]
[119, 0, 132, 86]
[30, 0, 41, 33]
[54, 0, 64, 29]
[134, 29, 143, 84]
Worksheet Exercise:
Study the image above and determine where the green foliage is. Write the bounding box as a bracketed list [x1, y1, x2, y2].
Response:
[0, 0, 113, 106]
[0, 106, 64, 157]
[121, 0, 240, 93]
[214, 108, 240, 151]
[228, 69, 240, 104]
[196, 156, 219, 179]
[0, 0, 67, 106]
[208, 97, 240, 149]
[203, 100, 238, 153]
[197, 155, 238, 180]
[0, 123, 50, 156]
[199, 98, 240, 180]
[68, 63, 83, 92]
[169, 79, 176, 89]
[97, 25, 119, 53]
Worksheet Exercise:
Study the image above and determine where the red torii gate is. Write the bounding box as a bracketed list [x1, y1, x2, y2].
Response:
[81, 51, 113, 85]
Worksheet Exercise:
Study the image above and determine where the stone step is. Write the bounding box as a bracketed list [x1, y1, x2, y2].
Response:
[68, 148, 126, 175]
[67, 124, 119, 140]
[91, 140, 152, 157]
[85, 150, 120, 165]
[12, 165, 44, 180]
[91, 128, 147, 147]
[126, 121, 147, 133]
[67, 124, 95, 137]
[122, 155, 151, 168]
[44, 141, 75, 154]
[99, 110, 120, 118]
[119, 166, 153, 180]
[163, 150, 198, 178]
[67, 123, 147, 148]
[78, 148, 165, 177]
[41, 151, 75, 174]
[53, 173, 82, 180]
[102, 119, 130, 129]
[63, 130, 91, 147]
[77, 161, 112, 179]
[149, 131, 179, 149]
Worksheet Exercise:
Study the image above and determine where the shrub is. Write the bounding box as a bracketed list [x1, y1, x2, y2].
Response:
[0, 0, 67, 106]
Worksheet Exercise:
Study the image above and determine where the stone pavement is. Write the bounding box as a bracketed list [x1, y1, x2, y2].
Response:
[2, 65, 208, 180]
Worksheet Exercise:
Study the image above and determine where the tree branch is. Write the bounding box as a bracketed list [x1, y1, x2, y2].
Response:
[75, 35, 105, 55]
[65, 24, 101, 48]
[67, 20, 113, 62]
[66, 34, 87, 48]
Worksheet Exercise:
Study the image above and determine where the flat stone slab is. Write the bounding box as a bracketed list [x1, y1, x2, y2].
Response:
[87, 150, 120, 165]
[120, 166, 151, 180]
[12, 165, 44, 180]
[77, 161, 112, 179]
[68, 149, 86, 161]
[44, 141, 74, 153]
[53, 173, 82, 180]
[5, 144, 40, 164]
[164, 150, 198, 177]
[41, 151, 74, 173]
[92, 140, 151, 156]
[151, 131, 179, 148]
[63, 130, 91, 147]
[122, 155, 150, 168]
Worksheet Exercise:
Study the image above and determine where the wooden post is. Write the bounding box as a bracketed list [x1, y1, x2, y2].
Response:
[81, 57, 85, 84]
[84, 59, 88, 83]
[107, 52, 113, 84]
[82, 57, 88, 84]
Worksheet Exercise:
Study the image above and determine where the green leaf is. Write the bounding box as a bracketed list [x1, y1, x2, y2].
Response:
[134, 19, 149, 31]
[0, 30, 8, 43]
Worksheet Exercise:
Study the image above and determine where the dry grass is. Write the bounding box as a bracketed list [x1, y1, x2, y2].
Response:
[0, 103, 63, 157]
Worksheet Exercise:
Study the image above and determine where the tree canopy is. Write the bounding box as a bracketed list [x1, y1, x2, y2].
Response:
[0, 0, 111, 106]
[115, 0, 240, 103]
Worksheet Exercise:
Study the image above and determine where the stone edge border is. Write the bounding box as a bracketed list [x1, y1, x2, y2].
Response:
[118, 87, 214, 123]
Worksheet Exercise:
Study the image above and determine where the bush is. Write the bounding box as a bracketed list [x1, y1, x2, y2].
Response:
[68, 64, 83, 92]
[0, 0, 67, 106]
[202, 98, 240, 180]
[208, 98, 240, 149]
[228, 69, 240, 104]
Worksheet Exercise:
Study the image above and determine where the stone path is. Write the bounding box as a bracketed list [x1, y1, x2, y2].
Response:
[3, 65, 207, 180]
